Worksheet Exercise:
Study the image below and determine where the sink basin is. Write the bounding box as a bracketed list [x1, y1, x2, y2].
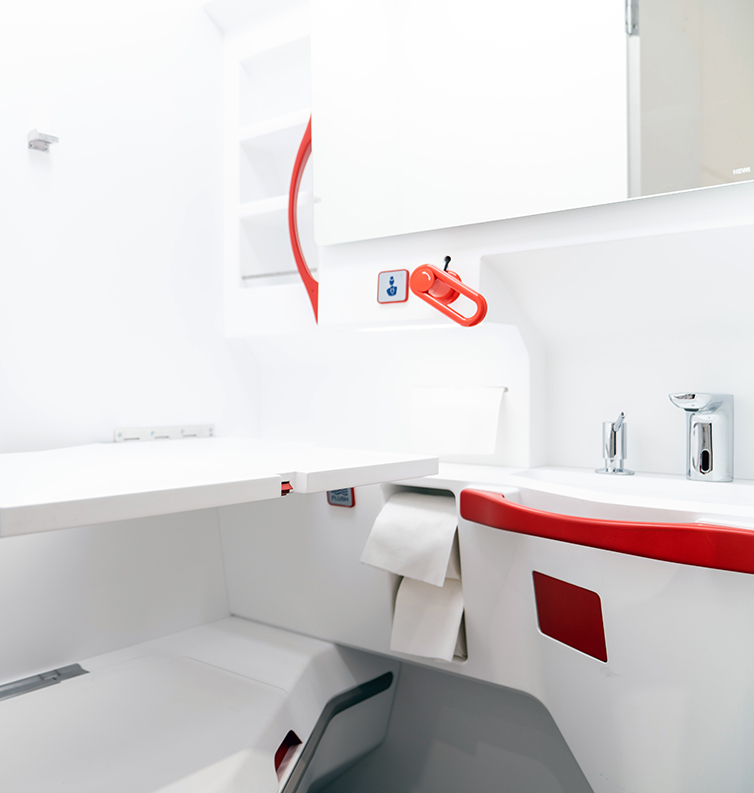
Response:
[504, 467, 754, 527]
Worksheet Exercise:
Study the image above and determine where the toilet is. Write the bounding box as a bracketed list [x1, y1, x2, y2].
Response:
[0, 618, 398, 793]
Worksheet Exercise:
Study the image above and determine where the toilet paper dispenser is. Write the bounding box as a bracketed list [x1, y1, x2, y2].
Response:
[361, 489, 466, 662]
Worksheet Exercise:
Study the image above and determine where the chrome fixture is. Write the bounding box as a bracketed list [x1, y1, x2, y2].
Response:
[668, 393, 734, 482]
[625, 0, 639, 35]
[28, 130, 58, 152]
[596, 411, 634, 475]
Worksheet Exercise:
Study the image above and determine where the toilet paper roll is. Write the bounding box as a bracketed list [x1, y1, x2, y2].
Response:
[360, 492, 458, 587]
[390, 577, 464, 662]
[446, 533, 461, 581]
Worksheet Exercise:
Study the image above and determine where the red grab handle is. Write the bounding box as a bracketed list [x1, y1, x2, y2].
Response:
[288, 117, 318, 322]
[409, 264, 487, 327]
[460, 488, 754, 575]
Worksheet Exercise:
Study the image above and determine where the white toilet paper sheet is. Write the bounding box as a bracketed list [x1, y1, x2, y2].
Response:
[390, 577, 464, 662]
[360, 492, 458, 587]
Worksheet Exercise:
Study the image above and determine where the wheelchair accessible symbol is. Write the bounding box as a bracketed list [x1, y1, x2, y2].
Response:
[386, 276, 398, 297]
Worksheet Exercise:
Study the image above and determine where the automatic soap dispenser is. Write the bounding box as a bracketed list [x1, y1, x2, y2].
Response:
[669, 393, 733, 482]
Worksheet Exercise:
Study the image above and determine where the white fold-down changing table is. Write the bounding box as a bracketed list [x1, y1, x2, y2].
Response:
[0, 437, 437, 535]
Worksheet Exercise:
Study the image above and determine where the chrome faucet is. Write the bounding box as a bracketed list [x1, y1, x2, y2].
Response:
[595, 412, 634, 475]
[668, 393, 733, 482]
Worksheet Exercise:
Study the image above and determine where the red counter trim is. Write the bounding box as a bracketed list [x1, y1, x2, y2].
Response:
[460, 489, 754, 574]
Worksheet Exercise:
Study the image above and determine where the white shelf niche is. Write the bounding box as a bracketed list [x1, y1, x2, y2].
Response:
[211, 0, 317, 332]
[240, 114, 311, 204]
[239, 108, 311, 143]
[205, 0, 311, 47]
[239, 35, 311, 128]
[239, 191, 317, 285]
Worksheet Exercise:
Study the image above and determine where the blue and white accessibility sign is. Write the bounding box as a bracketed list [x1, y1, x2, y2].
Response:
[377, 269, 409, 304]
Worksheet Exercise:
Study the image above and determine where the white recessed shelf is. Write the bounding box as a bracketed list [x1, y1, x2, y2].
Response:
[240, 191, 312, 222]
[240, 134, 311, 204]
[239, 109, 310, 146]
[239, 201, 317, 282]
[239, 36, 311, 127]
[239, 31, 311, 64]
[204, 0, 306, 37]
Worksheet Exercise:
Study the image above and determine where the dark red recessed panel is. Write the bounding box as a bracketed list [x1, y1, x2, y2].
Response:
[460, 489, 754, 575]
[533, 572, 608, 662]
[275, 730, 302, 777]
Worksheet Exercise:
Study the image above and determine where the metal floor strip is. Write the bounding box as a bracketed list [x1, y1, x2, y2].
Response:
[0, 664, 88, 703]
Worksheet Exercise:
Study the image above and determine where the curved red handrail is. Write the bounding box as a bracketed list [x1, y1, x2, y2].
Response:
[460, 488, 754, 574]
[288, 117, 318, 322]
[409, 264, 487, 327]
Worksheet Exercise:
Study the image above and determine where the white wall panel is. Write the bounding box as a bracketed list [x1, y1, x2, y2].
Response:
[218, 488, 396, 653]
[487, 224, 754, 477]
[0, 510, 228, 685]
[0, 0, 257, 453]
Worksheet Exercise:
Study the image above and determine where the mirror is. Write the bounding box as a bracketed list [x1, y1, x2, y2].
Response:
[311, 0, 754, 246]
[633, 0, 754, 197]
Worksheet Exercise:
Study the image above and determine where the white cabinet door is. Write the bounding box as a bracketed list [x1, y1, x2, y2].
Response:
[311, 0, 628, 245]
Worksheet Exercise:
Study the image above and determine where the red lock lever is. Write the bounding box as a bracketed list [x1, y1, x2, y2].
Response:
[409, 263, 487, 327]
[288, 117, 318, 322]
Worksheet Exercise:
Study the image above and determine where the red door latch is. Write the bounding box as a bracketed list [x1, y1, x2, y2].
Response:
[409, 260, 487, 327]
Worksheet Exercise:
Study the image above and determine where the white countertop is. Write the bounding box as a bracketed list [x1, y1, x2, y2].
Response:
[0, 437, 437, 537]
[402, 464, 754, 527]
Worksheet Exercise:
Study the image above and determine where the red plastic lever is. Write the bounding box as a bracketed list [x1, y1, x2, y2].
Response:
[409, 264, 487, 326]
[460, 488, 754, 574]
[288, 117, 318, 322]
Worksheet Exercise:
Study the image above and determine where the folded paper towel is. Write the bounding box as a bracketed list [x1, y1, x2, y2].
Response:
[360, 492, 458, 587]
[390, 577, 464, 662]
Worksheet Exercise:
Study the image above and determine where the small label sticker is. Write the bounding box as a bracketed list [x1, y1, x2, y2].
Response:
[377, 270, 409, 304]
[327, 488, 356, 508]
